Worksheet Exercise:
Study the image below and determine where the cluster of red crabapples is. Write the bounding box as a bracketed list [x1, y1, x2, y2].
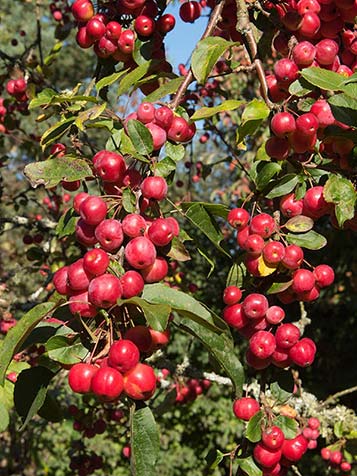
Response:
[71, 0, 176, 63]
[68, 339, 157, 402]
[125, 102, 196, 151]
[321, 446, 352, 475]
[232, 397, 322, 476]
[263, 0, 357, 171]
[227, 205, 335, 304]
[52, 173, 179, 317]
[174, 376, 211, 404]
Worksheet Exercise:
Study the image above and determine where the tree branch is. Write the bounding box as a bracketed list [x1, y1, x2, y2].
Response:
[321, 385, 357, 408]
[170, 0, 226, 110]
[235, 0, 274, 108]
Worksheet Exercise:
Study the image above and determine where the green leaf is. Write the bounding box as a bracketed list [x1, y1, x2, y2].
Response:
[270, 381, 292, 404]
[334, 421, 344, 438]
[328, 93, 357, 127]
[301, 67, 346, 91]
[0, 303, 55, 385]
[127, 119, 153, 156]
[122, 188, 137, 213]
[266, 174, 299, 199]
[177, 317, 244, 397]
[226, 262, 246, 288]
[46, 336, 89, 365]
[56, 208, 77, 238]
[286, 230, 327, 250]
[0, 402, 9, 432]
[246, 411, 264, 443]
[165, 142, 185, 162]
[155, 157, 176, 177]
[14, 367, 54, 429]
[205, 449, 225, 469]
[96, 69, 129, 92]
[145, 77, 185, 102]
[283, 215, 314, 233]
[191, 100, 243, 121]
[266, 279, 293, 294]
[131, 406, 160, 476]
[117, 61, 153, 97]
[191, 37, 236, 84]
[120, 130, 150, 162]
[117, 296, 171, 332]
[237, 99, 270, 144]
[167, 237, 191, 262]
[324, 174, 356, 227]
[274, 415, 298, 439]
[236, 456, 262, 476]
[255, 162, 282, 191]
[142, 283, 226, 333]
[289, 78, 314, 97]
[40, 117, 75, 148]
[182, 203, 229, 255]
[24, 156, 93, 189]
[29, 88, 57, 109]
[197, 247, 216, 278]
[74, 102, 107, 131]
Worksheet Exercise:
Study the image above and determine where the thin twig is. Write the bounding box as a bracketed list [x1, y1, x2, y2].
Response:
[235, 0, 274, 108]
[321, 385, 357, 408]
[35, 0, 44, 66]
[170, 0, 227, 109]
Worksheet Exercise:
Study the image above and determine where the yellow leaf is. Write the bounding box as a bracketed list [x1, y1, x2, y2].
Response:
[257, 256, 278, 276]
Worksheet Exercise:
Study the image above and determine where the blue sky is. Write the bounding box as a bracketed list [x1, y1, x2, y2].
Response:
[163, 3, 207, 72]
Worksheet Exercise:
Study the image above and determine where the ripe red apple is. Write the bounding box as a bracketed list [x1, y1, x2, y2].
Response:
[108, 339, 140, 372]
[123, 363, 156, 400]
[68, 362, 98, 394]
[232, 397, 260, 421]
[91, 367, 124, 401]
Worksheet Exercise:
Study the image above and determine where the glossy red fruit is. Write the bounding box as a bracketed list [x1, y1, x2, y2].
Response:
[108, 340, 140, 372]
[69, 291, 97, 317]
[281, 244, 304, 269]
[244, 234, 265, 255]
[83, 249, 109, 276]
[125, 236, 157, 269]
[88, 274, 122, 308]
[223, 303, 249, 329]
[179, 1, 201, 22]
[263, 241, 285, 264]
[250, 213, 276, 238]
[73, 192, 89, 214]
[122, 213, 147, 238]
[303, 186, 330, 218]
[67, 258, 92, 291]
[292, 41, 316, 66]
[148, 328, 170, 351]
[282, 435, 308, 462]
[121, 270, 145, 298]
[232, 397, 260, 421]
[154, 106, 174, 130]
[266, 306, 285, 325]
[134, 15, 155, 37]
[156, 14, 176, 34]
[321, 448, 331, 460]
[141, 256, 169, 283]
[146, 122, 167, 150]
[86, 18, 106, 40]
[313, 264, 334, 287]
[68, 363, 98, 394]
[106, 21, 122, 40]
[93, 150, 126, 183]
[274, 58, 299, 84]
[310, 99, 335, 127]
[223, 286, 242, 305]
[249, 331, 276, 359]
[123, 363, 156, 400]
[316, 39, 339, 65]
[91, 367, 124, 401]
[308, 417, 320, 430]
[271, 112, 296, 137]
[279, 193, 303, 218]
[292, 269, 316, 293]
[80, 196, 107, 225]
[118, 29, 135, 54]
[253, 443, 282, 468]
[289, 337, 316, 366]
[167, 116, 190, 142]
[53, 266, 70, 295]
[265, 136, 290, 160]
[72, 0, 94, 22]
[262, 426, 285, 450]
[228, 208, 250, 229]
[242, 293, 269, 319]
[275, 323, 300, 349]
[75, 219, 98, 247]
[141, 176, 168, 201]
[95, 219, 124, 252]
[296, 113, 319, 136]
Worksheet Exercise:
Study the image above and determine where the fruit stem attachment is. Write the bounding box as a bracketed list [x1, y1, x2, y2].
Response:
[170, 0, 226, 110]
